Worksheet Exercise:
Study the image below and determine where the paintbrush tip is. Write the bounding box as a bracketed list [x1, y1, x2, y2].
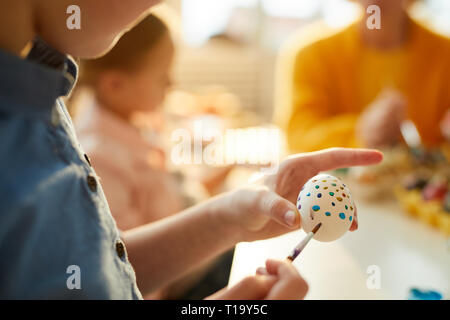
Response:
[312, 223, 322, 234]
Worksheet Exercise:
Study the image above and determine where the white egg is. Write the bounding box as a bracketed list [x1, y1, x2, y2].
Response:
[296, 174, 355, 242]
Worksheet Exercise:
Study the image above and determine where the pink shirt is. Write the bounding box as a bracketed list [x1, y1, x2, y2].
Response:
[75, 91, 184, 230]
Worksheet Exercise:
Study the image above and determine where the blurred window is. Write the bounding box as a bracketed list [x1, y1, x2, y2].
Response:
[182, 0, 450, 47]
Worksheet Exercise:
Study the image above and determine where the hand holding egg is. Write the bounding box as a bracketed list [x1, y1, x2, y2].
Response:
[296, 174, 355, 242]
[217, 149, 380, 244]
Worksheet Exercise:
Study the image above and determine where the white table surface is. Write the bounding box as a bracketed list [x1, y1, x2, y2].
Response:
[228, 198, 450, 299]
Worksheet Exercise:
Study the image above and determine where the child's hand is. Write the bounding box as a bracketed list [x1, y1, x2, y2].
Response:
[206, 259, 308, 300]
[215, 148, 382, 242]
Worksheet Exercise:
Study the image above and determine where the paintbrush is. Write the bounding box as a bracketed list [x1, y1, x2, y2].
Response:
[286, 223, 322, 262]
[400, 120, 422, 149]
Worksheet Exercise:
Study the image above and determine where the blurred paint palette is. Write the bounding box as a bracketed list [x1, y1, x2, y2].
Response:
[345, 144, 450, 235]
[394, 145, 450, 236]
[395, 189, 450, 236]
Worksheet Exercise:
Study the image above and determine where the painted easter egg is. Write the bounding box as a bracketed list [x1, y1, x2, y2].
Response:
[296, 174, 355, 242]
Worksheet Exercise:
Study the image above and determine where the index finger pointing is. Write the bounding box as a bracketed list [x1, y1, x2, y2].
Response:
[293, 148, 383, 174]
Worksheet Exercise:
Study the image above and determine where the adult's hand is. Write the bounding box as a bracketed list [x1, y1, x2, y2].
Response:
[356, 89, 406, 148]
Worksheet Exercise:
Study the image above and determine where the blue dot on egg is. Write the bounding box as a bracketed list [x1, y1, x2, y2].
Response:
[298, 204, 301, 210]
[312, 205, 320, 212]
[317, 193, 322, 198]
[349, 216, 352, 221]
[307, 193, 311, 197]
[315, 185, 319, 189]
[325, 212, 331, 216]
[332, 202, 335, 206]
[339, 212, 346, 220]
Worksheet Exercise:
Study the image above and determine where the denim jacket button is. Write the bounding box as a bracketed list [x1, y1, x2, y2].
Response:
[87, 174, 97, 192]
[116, 241, 126, 259]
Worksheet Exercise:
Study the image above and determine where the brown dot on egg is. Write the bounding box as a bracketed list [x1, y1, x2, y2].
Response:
[342, 193, 346, 197]
[350, 206, 354, 210]
[337, 197, 343, 201]
[324, 186, 328, 190]
[312, 180, 317, 182]
[322, 180, 327, 182]
[340, 187, 344, 190]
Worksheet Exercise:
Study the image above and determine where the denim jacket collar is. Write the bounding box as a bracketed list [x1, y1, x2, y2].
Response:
[0, 36, 78, 121]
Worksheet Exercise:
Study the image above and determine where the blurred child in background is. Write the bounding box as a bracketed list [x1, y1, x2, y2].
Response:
[72, 15, 183, 230]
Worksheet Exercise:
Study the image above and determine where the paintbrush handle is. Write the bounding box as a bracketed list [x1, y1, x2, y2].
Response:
[287, 232, 314, 262]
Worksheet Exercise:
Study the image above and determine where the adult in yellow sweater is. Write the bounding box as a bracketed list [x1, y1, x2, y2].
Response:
[275, 0, 450, 152]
